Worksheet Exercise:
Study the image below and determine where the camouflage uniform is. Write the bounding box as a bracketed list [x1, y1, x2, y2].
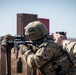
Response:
[20, 21, 76, 75]
[62, 40, 76, 75]
[22, 38, 76, 75]
[62, 40, 76, 57]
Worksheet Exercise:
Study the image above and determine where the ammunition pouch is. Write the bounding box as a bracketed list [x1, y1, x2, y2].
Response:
[39, 52, 74, 75]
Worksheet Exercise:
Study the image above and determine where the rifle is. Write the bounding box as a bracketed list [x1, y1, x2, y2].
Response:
[56, 32, 66, 36]
[50, 31, 67, 41]
[6, 34, 42, 59]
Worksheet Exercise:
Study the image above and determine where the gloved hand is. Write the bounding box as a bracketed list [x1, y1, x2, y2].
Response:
[1, 34, 12, 47]
[53, 33, 67, 46]
[19, 44, 29, 54]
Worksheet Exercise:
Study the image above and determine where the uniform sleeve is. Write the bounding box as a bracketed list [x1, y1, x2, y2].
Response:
[62, 40, 76, 57]
[23, 43, 57, 69]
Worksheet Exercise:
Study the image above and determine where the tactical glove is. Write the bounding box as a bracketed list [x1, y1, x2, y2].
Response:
[1, 34, 12, 47]
[19, 44, 29, 55]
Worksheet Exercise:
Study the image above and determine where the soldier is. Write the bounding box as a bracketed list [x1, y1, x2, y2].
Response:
[54, 33, 76, 57]
[1, 21, 76, 75]
[54, 33, 76, 75]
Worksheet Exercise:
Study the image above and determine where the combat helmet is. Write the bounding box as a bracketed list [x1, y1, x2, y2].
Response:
[24, 21, 48, 41]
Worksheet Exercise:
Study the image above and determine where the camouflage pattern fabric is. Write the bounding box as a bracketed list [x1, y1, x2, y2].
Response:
[62, 40, 76, 57]
[23, 37, 76, 75]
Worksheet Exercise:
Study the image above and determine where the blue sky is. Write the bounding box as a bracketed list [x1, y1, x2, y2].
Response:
[0, 0, 76, 38]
